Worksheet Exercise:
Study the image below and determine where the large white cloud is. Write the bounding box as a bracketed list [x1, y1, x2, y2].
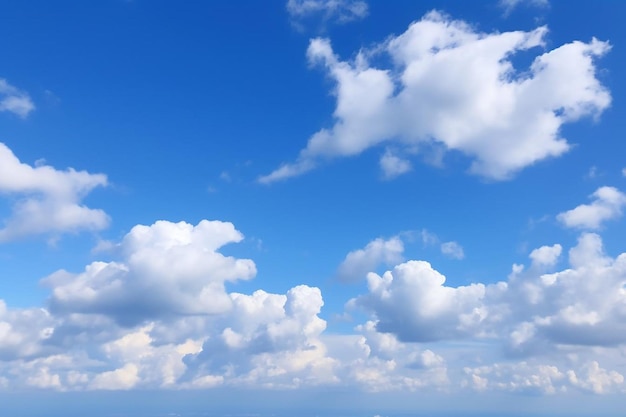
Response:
[43, 220, 257, 325]
[0, 143, 109, 242]
[260, 11, 610, 183]
[557, 186, 626, 230]
[0, 79, 34, 118]
[351, 260, 495, 342]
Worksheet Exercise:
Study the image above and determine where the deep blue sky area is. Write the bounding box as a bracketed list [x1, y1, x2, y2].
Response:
[1, 1, 626, 416]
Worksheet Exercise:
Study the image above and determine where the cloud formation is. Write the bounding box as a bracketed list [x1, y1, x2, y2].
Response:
[557, 186, 626, 230]
[44, 220, 257, 325]
[0, 143, 109, 242]
[0, 78, 34, 118]
[260, 11, 610, 183]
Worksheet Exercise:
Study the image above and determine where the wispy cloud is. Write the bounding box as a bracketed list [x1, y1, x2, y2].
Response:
[0, 78, 35, 118]
[287, 0, 368, 26]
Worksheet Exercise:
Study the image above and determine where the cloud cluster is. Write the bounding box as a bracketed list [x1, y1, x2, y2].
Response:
[0, 212, 625, 394]
[0, 143, 109, 242]
[260, 11, 610, 183]
[0, 78, 34, 118]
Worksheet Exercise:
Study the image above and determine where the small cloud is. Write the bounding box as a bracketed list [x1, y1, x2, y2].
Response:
[529, 244, 562, 267]
[380, 149, 412, 180]
[585, 166, 601, 179]
[219, 171, 231, 182]
[420, 229, 439, 246]
[0, 78, 35, 118]
[621, 167, 626, 177]
[286, 0, 368, 27]
[557, 186, 626, 230]
[337, 236, 404, 282]
[440, 241, 465, 260]
[0, 142, 109, 242]
[500, 0, 549, 16]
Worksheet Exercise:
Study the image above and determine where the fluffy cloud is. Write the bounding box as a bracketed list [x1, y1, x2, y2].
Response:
[336, 236, 404, 282]
[260, 11, 610, 183]
[352, 261, 493, 342]
[286, 0, 368, 24]
[43, 220, 256, 325]
[557, 186, 626, 229]
[351, 232, 626, 356]
[0, 301, 55, 360]
[0, 78, 34, 118]
[2, 213, 626, 394]
[0, 143, 109, 242]
[183, 285, 334, 388]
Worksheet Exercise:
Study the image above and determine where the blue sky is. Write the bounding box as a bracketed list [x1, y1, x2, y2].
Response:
[1, 0, 626, 415]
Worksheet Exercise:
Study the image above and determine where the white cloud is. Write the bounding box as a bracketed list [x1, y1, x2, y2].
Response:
[286, 0, 368, 24]
[336, 236, 404, 282]
[183, 285, 334, 388]
[379, 149, 412, 179]
[529, 244, 562, 267]
[557, 186, 626, 230]
[353, 232, 626, 355]
[0, 78, 35, 118]
[440, 241, 465, 260]
[260, 11, 610, 183]
[43, 220, 257, 325]
[353, 260, 491, 342]
[0, 143, 109, 242]
[90, 363, 140, 390]
[499, 0, 549, 15]
[621, 167, 626, 177]
[0, 301, 55, 360]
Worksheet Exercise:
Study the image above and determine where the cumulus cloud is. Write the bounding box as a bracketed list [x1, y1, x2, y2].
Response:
[43, 220, 257, 325]
[336, 236, 404, 282]
[0, 78, 35, 118]
[260, 11, 610, 183]
[353, 261, 492, 342]
[529, 243, 562, 267]
[183, 285, 335, 388]
[0, 143, 109, 242]
[0, 301, 55, 360]
[557, 186, 626, 230]
[286, 0, 368, 25]
[351, 231, 626, 358]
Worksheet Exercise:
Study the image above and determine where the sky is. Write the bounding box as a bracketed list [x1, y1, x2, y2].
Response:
[1, 0, 626, 416]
